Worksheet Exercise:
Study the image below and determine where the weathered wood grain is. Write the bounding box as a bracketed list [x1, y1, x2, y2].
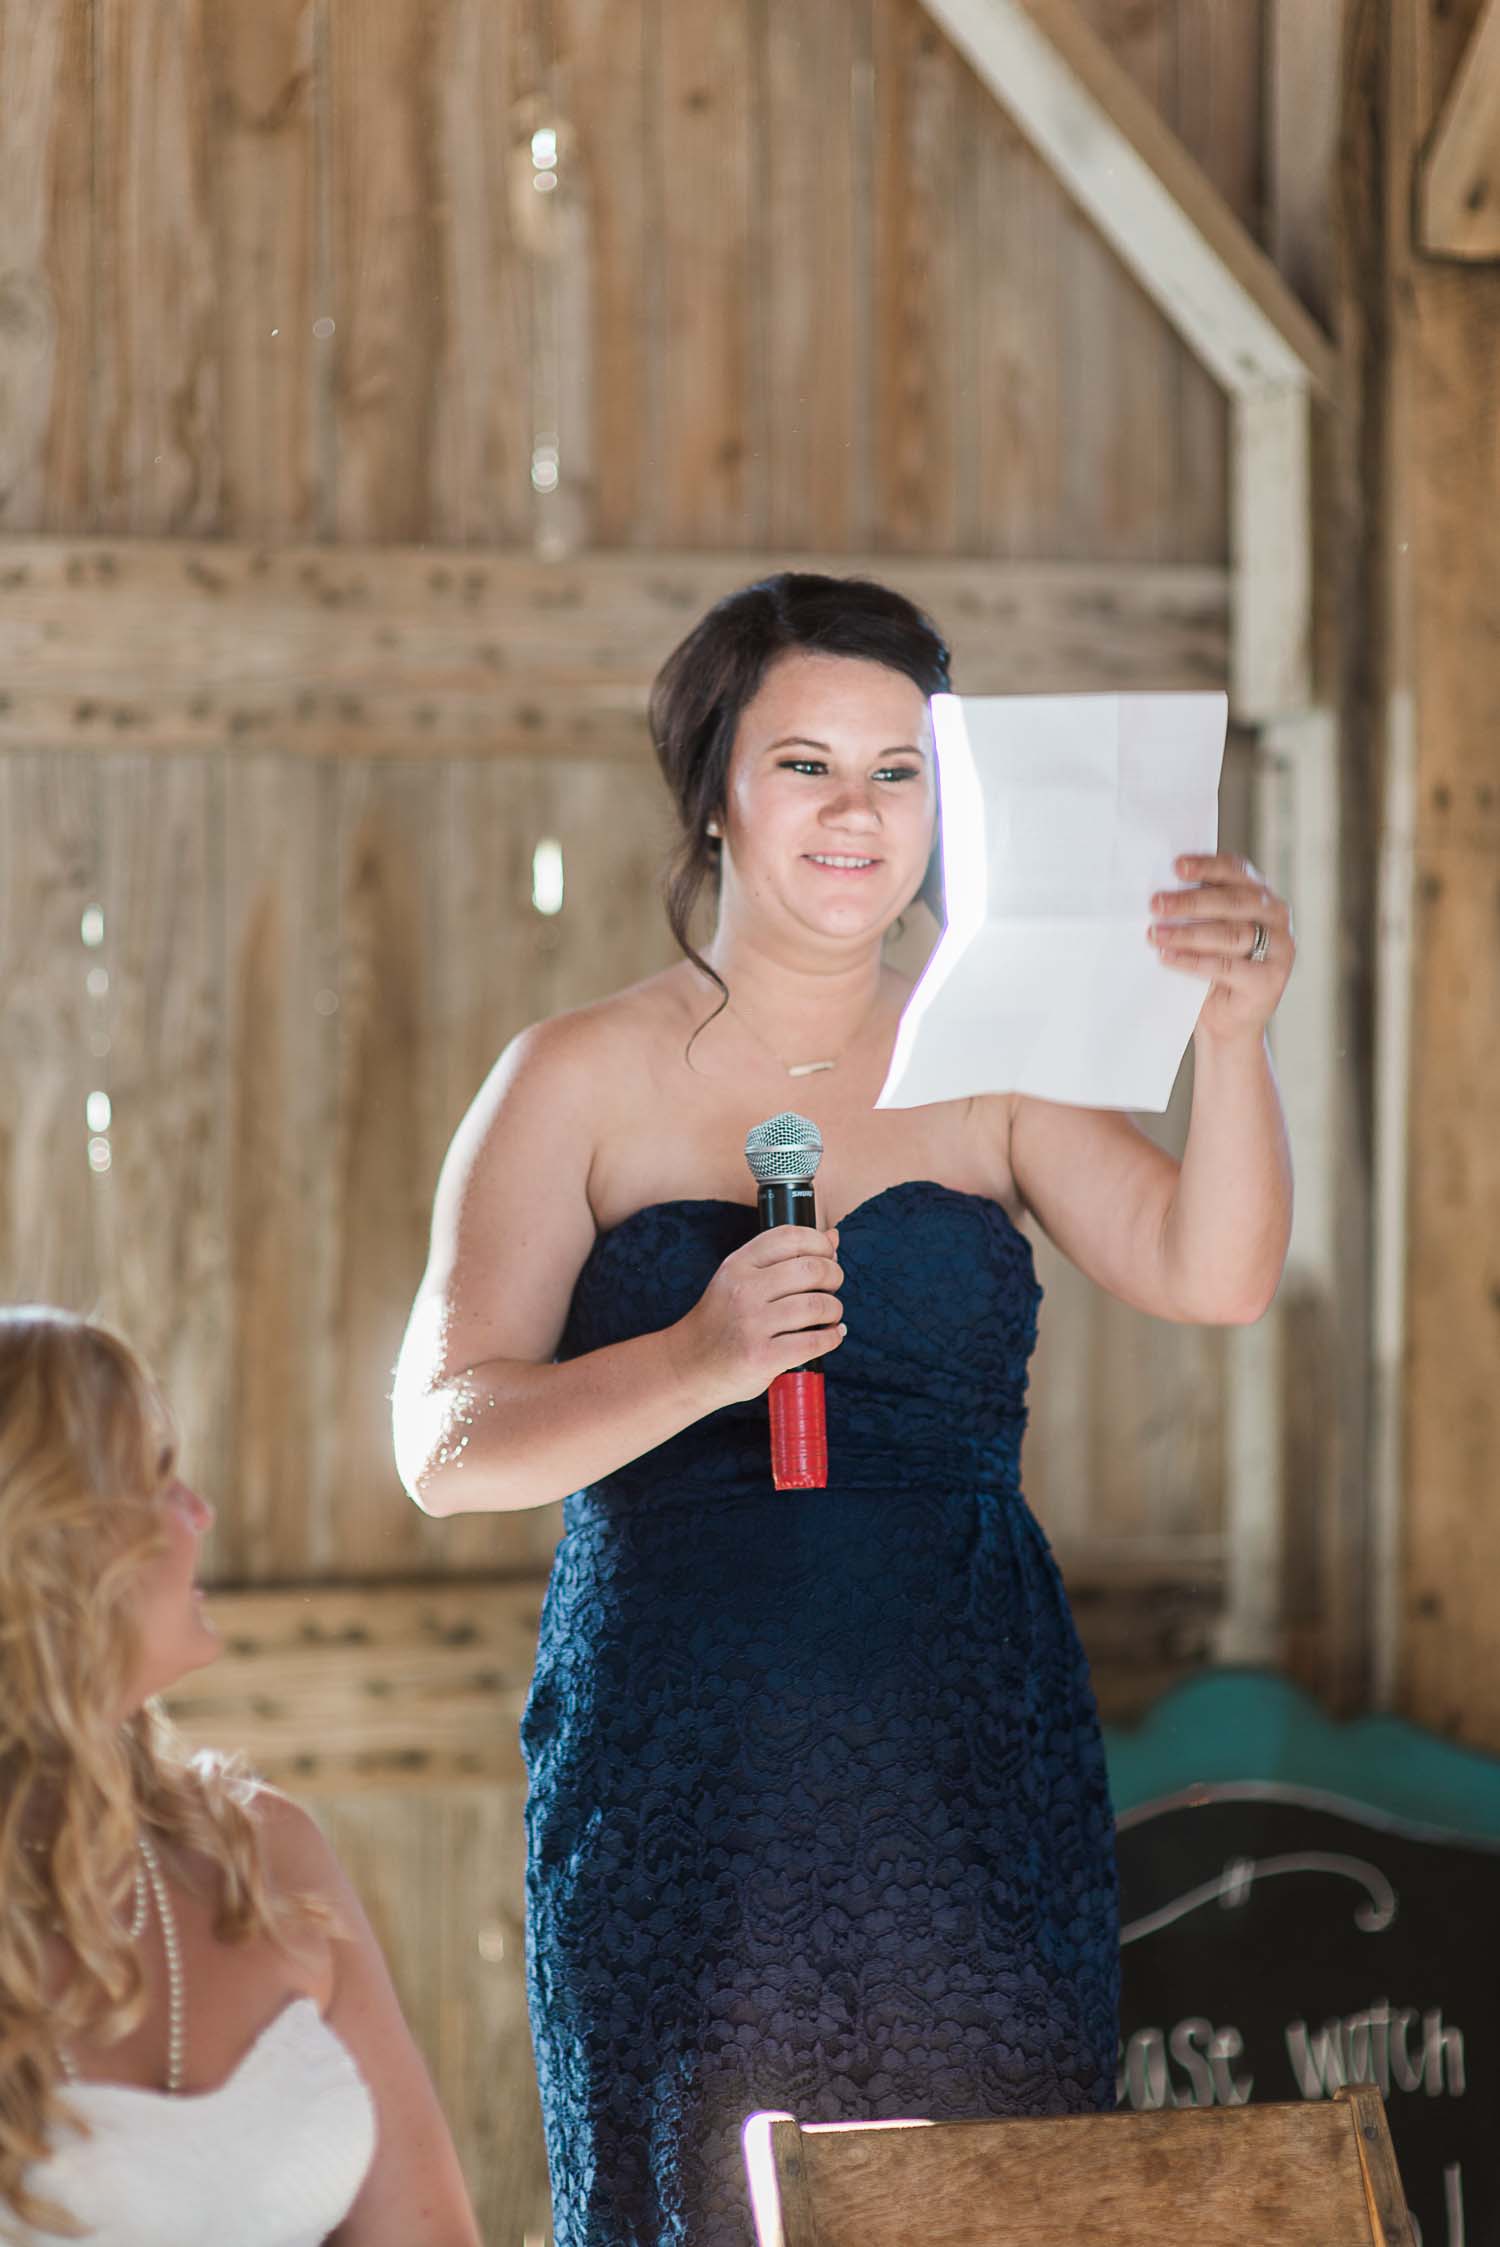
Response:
[1062, 0, 1176, 566]
[972, 99, 1065, 559]
[871, 0, 966, 552]
[326, 0, 441, 541]
[1174, 0, 1260, 564]
[1403, 847, 1500, 1741]
[221, 752, 341, 1581]
[655, 0, 757, 543]
[1268, 0, 1343, 325]
[758, 2092, 1411, 2247]
[918, 0, 1337, 396]
[0, 538, 1234, 757]
[208, 0, 323, 540]
[327, 759, 449, 1578]
[162, 1560, 1221, 1782]
[163, 1576, 544, 1786]
[94, 0, 220, 533]
[1349, 0, 1500, 1744]
[0, 752, 104, 1306]
[428, 0, 535, 545]
[556, 0, 654, 545]
[0, 0, 1277, 580]
[762, 0, 870, 550]
[1419, 0, 1500, 260]
[94, 752, 231, 1533]
[0, 0, 92, 529]
[308, 1784, 552, 2247]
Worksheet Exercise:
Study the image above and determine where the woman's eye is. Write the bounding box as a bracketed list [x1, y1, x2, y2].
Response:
[875, 766, 922, 783]
[780, 758, 827, 776]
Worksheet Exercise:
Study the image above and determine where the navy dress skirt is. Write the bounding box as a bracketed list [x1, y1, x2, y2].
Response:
[521, 1182, 1119, 2247]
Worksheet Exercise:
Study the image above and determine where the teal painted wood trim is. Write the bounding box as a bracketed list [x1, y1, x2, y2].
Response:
[1103, 1668, 1500, 1840]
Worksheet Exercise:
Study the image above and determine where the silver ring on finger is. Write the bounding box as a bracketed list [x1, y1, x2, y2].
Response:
[1248, 921, 1270, 965]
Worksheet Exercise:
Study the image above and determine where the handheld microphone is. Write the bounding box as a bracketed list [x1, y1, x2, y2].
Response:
[744, 1112, 828, 1491]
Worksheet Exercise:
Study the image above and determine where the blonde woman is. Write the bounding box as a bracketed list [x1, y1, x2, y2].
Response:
[0, 1307, 480, 2247]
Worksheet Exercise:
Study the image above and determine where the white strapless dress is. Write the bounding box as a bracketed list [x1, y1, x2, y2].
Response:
[17, 1998, 376, 2247]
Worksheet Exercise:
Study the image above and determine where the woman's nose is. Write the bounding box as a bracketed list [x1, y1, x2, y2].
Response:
[184, 1483, 215, 1532]
[821, 779, 880, 826]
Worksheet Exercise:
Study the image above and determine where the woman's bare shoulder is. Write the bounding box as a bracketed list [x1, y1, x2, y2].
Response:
[486, 965, 692, 1099]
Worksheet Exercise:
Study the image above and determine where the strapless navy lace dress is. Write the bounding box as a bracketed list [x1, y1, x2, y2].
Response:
[522, 1183, 1118, 2247]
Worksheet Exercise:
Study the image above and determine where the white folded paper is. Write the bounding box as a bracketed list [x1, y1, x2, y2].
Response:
[877, 690, 1227, 1114]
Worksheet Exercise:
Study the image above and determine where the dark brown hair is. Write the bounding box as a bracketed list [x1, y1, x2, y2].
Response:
[648, 571, 952, 1012]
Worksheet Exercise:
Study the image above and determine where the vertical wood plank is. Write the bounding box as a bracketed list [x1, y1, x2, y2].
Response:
[1394, 0, 1500, 1743]
[94, 752, 230, 1554]
[1059, 0, 1176, 563]
[0, 0, 92, 530]
[1172, 0, 1258, 566]
[431, 757, 561, 1581]
[310, 1786, 552, 2247]
[1268, 0, 1342, 325]
[1023, 1234, 1096, 1552]
[94, 0, 220, 533]
[219, 753, 341, 1584]
[329, 759, 444, 1577]
[1403, 852, 1500, 1738]
[428, 0, 535, 546]
[1087, 1284, 1226, 1558]
[972, 100, 1065, 557]
[326, 0, 441, 543]
[870, 0, 965, 554]
[524, 754, 680, 1023]
[762, 0, 868, 549]
[558, 0, 655, 545]
[0, 752, 105, 1307]
[207, 0, 324, 541]
[654, 0, 757, 544]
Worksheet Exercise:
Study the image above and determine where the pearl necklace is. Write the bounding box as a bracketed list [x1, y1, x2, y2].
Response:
[56, 1834, 185, 2095]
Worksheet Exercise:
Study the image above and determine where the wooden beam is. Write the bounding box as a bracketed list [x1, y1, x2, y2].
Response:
[1230, 385, 1314, 719]
[0, 537, 1231, 759]
[1419, 0, 1500, 259]
[163, 1577, 545, 1790]
[1267, 0, 1344, 329]
[161, 1562, 1219, 1788]
[916, 0, 1338, 399]
[1369, 0, 1500, 1747]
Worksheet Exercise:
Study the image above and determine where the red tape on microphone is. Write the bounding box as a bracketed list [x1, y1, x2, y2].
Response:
[768, 1369, 828, 1490]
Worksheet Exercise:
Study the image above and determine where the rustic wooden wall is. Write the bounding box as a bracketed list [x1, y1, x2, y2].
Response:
[0, 0, 1262, 558]
[0, 0, 1319, 2234]
[1358, 0, 1500, 1754]
[0, 0, 1272, 1622]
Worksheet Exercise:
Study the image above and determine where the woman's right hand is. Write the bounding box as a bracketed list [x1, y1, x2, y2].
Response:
[673, 1226, 845, 1406]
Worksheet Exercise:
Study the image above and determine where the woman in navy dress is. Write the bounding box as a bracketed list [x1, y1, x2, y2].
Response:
[394, 574, 1294, 2247]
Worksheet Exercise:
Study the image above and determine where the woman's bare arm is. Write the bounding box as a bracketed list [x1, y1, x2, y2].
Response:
[392, 1014, 844, 1516]
[255, 1793, 481, 2247]
[1007, 855, 1294, 1324]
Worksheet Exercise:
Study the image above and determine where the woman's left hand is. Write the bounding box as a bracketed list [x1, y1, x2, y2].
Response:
[1150, 852, 1295, 1044]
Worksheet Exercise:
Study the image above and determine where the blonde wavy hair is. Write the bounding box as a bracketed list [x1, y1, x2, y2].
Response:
[0, 1308, 297, 2236]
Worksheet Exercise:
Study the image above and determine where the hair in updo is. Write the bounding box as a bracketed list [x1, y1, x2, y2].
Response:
[648, 571, 951, 1007]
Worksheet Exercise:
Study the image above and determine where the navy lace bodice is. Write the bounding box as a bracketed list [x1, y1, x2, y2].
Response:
[522, 1183, 1118, 2247]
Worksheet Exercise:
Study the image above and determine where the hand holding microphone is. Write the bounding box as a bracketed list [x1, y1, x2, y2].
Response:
[672, 1113, 842, 1486]
[744, 1113, 832, 1490]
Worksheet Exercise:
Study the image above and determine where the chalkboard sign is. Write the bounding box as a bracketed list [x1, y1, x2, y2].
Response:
[1109, 1678, 1500, 2247]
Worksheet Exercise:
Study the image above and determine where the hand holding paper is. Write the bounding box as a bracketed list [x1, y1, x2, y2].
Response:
[878, 691, 1228, 1114]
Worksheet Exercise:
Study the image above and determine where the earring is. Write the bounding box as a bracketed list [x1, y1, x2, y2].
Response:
[705, 819, 722, 840]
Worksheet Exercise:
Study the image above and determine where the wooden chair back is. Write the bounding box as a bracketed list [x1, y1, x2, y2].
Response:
[743, 2085, 1414, 2247]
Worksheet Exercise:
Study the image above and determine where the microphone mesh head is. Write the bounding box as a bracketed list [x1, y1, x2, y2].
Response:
[744, 1111, 824, 1184]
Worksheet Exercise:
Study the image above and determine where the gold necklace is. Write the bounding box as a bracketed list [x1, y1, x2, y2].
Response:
[726, 993, 878, 1079]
